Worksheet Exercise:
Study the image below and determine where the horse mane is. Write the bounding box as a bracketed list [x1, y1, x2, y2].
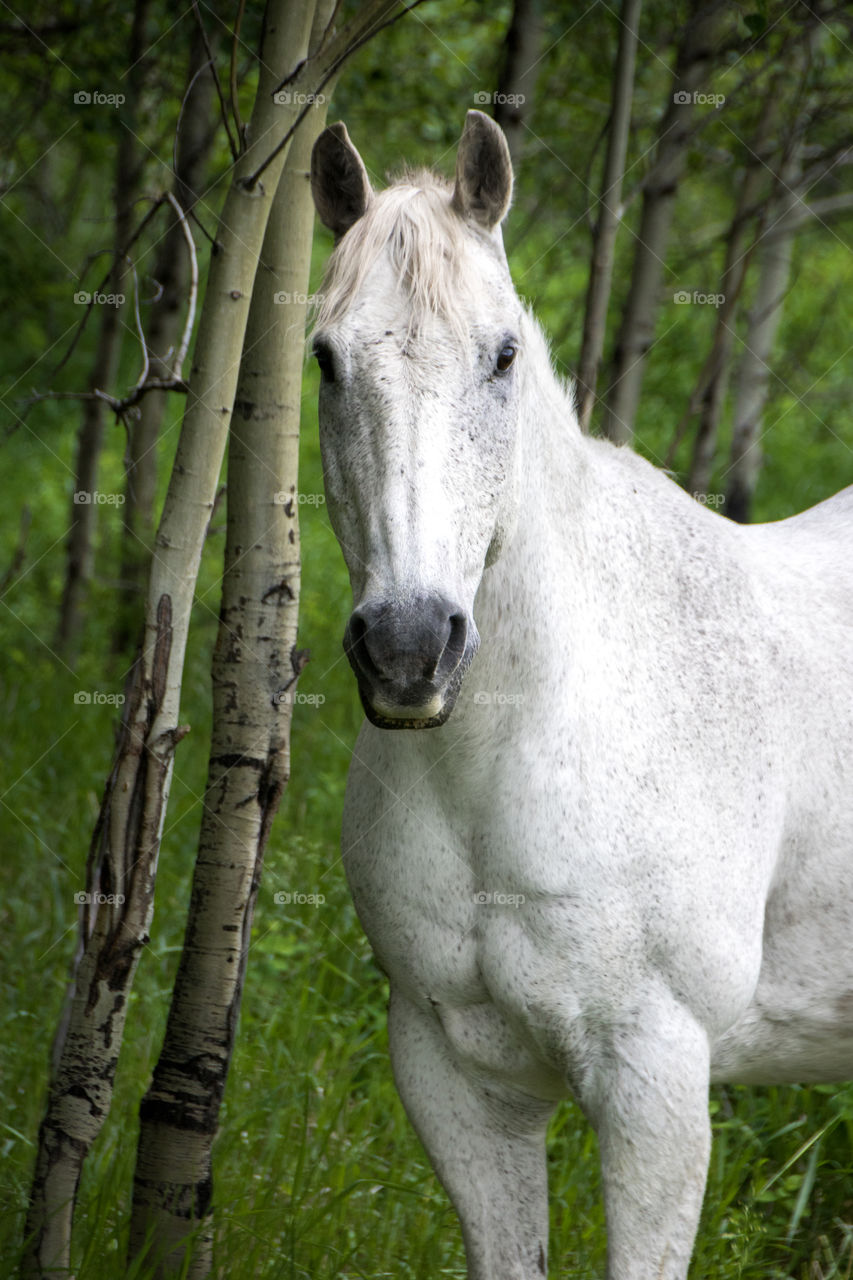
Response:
[312, 168, 483, 341]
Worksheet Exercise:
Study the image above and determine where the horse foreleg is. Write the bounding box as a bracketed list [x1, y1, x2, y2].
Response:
[579, 995, 712, 1280]
[388, 987, 554, 1280]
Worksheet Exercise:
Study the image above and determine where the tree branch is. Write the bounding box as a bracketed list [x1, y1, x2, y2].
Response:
[162, 192, 199, 381]
[22, 379, 190, 418]
[243, 0, 429, 191]
[230, 0, 248, 149]
[192, 0, 239, 160]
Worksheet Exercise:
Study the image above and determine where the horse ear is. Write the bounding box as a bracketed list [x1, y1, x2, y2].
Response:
[311, 121, 373, 240]
[451, 109, 513, 231]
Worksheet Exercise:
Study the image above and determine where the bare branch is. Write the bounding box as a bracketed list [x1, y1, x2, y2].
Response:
[244, 0, 429, 191]
[188, 205, 219, 248]
[22, 378, 190, 418]
[128, 259, 150, 391]
[47, 198, 167, 388]
[192, 0, 239, 161]
[163, 192, 199, 380]
[230, 0, 248, 149]
[173, 57, 216, 180]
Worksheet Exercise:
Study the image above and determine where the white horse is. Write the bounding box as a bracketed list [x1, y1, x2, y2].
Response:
[309, 110, 853, 1279]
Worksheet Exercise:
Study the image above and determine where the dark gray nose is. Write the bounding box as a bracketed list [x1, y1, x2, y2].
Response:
[343, 594, 475, 723]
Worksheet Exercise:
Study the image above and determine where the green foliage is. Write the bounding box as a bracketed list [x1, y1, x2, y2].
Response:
[2, 2, 853, 1278]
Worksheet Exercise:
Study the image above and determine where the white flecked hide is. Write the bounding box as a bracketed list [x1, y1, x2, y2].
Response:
[310, 110, 853, 1280]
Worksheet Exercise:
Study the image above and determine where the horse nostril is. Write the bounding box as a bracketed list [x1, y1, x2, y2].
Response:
[423, 612, 453, 679]
[448, 612, 467, 658]
[428, 612, 466, 680]
[345, 596, 473, 692]
[346, 610, 381, 679]
[348, 612, 367, 650]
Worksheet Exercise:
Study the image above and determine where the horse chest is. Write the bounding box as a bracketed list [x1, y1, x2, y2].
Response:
[343, 811, 489, 1006]
[343, 723, 775, 1076]
[345, 826, 575, 1097]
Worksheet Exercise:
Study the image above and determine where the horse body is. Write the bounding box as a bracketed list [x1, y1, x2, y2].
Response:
[311, 112, 853, 1279]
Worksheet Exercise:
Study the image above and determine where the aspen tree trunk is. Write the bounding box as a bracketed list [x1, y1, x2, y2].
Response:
[725, 152, 802, 522]
[55, 0, 149, 656]
[129, 18, 333, 1279]
[575, 0, 641, 434]
[24, 0, 400, 1271]
[114, 23, 216, 654]
[493, 0, 543, 168]
[724, 12, 823, 523]
[56, 308, 123, 653]
[600, 1, 721, 445]
[682, 141, 773, 495]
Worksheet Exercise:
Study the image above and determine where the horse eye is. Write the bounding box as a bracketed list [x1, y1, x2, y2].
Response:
[495, 344, 517, 374]
[313, 340, 336, 383]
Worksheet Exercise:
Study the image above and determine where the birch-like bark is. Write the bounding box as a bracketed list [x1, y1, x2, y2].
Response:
[55, 0, 149, 656]
[493, 0, 543, 169]
[24, 0, 402, 1273]
[113, 23, 216, 654]
[725, 152, 802, 523]
[129, 16, 333, 1278]
[600, 0, 721, 445]
[575, 0, 641, 434]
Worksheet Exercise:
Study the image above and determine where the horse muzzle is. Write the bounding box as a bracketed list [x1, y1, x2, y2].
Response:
[343, 594, 479, 729]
